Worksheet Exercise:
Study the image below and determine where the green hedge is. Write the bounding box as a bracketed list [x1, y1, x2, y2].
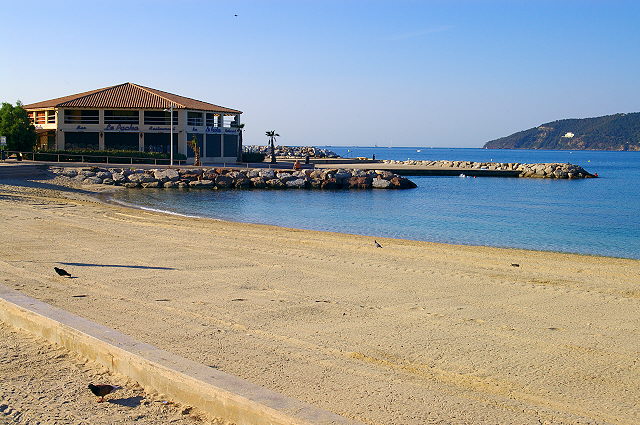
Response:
[32, 150, 186, 164]
[242, 152, 266, 163]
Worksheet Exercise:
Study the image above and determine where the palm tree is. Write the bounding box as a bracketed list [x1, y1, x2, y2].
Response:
[265, 130, 279, 164]
[188, 135, 201, 167]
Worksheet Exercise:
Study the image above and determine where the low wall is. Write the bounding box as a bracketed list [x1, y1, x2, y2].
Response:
[51, 166, 417, 189]
[0, 284, 363, 425]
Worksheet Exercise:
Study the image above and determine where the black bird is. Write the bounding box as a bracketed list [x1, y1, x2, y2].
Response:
[511, 263, 520, 267]
[54, 267, 71, 277]
[88, 384, 120, 402]
[374, 240, 382, 248]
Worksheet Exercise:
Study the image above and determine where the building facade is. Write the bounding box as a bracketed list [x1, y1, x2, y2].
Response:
[23, 82, 243, 163]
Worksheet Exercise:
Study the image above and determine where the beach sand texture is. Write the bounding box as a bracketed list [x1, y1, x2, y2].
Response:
[0, 181, 639, 425]
[0, 321, 209, 424]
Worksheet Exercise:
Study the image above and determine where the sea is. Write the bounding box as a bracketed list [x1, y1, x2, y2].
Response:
[109, 147, 640, 260]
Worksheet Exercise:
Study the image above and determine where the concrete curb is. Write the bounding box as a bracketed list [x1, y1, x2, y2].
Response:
[0, 284, 363, 425]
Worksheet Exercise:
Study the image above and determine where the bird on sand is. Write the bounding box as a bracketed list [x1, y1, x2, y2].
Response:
[54, 267, 71, 277]
[511, 263, 520, 267]
[374, 240, 383, 248]
[88, 384, 121, 402]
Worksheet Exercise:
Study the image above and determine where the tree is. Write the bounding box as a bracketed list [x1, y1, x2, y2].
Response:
[265, 130, 279, 163]
[188, 135, 201, 166]
[0, 101, 37, 151]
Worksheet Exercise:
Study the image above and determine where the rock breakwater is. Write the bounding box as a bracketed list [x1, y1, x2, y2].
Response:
[381, 160, 596, 179]
[51, 166, 417, 190]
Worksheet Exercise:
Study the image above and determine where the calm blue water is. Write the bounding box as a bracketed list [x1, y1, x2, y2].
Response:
[110, 148, 640, 259]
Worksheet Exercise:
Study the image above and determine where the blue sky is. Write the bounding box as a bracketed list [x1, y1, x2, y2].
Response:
[1, 0, 639, 147]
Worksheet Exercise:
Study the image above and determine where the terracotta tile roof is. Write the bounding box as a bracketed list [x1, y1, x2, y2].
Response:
[23, 83, 242, 114]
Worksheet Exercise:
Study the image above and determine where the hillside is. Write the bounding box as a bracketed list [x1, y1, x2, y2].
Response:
[483, 113, 640, 150]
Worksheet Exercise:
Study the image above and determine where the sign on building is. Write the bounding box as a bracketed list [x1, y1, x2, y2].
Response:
[0, 136, 6, 146]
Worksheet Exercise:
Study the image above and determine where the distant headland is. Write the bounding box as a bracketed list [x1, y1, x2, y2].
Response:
[483, 112, 640, 151]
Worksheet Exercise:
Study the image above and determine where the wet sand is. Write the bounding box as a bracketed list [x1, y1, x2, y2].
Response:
[0, 177, 638, 425]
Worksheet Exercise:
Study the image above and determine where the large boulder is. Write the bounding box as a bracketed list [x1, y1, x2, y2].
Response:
[111, 172, 126, 183]
[259, 169, 276, 179]
[215, 175, 234, 188]
[61, 168, 78, 177]
[250, 177, 267, 188]
[321, 178, 341, 190]
[235, 178, 252, 189]
[127, 173, 156, 183]
[347, 176, 372, 189]
[372, 177, 392, 189]
[266, 179, 285, 189]
[286, 178, 307, 188]
[390, 177, 417, 189]
[82, 177, 103, 185]
[189, 180, 215, 188]
[142, 181, 161, 188]
[154, 169, 180, 182]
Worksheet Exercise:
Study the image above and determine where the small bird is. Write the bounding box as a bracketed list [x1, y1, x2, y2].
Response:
[54, 267, 71, 277]
[88, 384, 120, 402]
[511, 263, 520, 267]
[374, 240, 382, 248]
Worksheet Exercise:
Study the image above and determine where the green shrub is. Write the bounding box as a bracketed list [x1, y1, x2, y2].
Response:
[242, 152, 266, 163]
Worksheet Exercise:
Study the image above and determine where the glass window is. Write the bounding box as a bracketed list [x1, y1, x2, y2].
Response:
[187, 112, 203, 127]
[64, 132, 99, 150]
[143, 111, 178, 126]
[104, 110, 139, 124]
[144, 133, 179, 154]
[205, 113, 217, 126]
[223, 135, 238, 158]
[104, 133, 139, 151]
[64, 110, 99, 124]
[206, 134, 222, 157]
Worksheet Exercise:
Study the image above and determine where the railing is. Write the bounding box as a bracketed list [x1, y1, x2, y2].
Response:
[3, 151, 315, 170]
[4, 151, 186, 166]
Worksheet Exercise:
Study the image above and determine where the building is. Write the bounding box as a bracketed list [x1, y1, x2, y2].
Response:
[23, 82, 243, 163]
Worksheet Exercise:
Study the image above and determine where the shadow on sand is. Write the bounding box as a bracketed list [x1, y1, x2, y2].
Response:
[59, 262, 175, 270]
[108, 395, 144, 407]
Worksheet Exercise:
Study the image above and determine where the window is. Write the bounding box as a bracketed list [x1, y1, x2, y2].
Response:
[205, 113, 217, 126]
[64, 110, 99, 124]
[104, 110, 139, 124]
[35, 111, 46, 124]
[47, 111, 56, 124]
[143, 111, 178, 126]
[187, 112, 203, 127]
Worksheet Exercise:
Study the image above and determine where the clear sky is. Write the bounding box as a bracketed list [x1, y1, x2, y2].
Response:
[1, 0, 639, 147]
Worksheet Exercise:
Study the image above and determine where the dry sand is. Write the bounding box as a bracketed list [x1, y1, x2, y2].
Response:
[0, 321, 209, 424]
[0, 177, 639, 425]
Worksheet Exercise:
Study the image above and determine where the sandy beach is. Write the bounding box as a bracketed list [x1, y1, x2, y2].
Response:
[1, 176, 639, 425]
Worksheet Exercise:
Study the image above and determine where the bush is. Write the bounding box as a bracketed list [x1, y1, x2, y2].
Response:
[242, 152, 266, 163]
[32, 149, 187, 164]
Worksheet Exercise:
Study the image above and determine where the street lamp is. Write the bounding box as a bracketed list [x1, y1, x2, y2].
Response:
[163, 104, 174, 166]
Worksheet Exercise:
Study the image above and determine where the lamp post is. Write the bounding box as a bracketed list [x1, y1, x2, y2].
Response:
[163, 104, 174, 166]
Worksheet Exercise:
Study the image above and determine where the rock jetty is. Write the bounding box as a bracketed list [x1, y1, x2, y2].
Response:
[381, 160, 596, 179]
[243, 145, 340, 158]
[50, 166, 417, 190]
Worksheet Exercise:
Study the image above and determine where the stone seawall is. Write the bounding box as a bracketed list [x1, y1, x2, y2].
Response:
[381, 160, 596, 179]
[51, 166, 417, 190]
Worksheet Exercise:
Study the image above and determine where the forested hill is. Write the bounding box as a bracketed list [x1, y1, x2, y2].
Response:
[483, 113, 640, 150]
